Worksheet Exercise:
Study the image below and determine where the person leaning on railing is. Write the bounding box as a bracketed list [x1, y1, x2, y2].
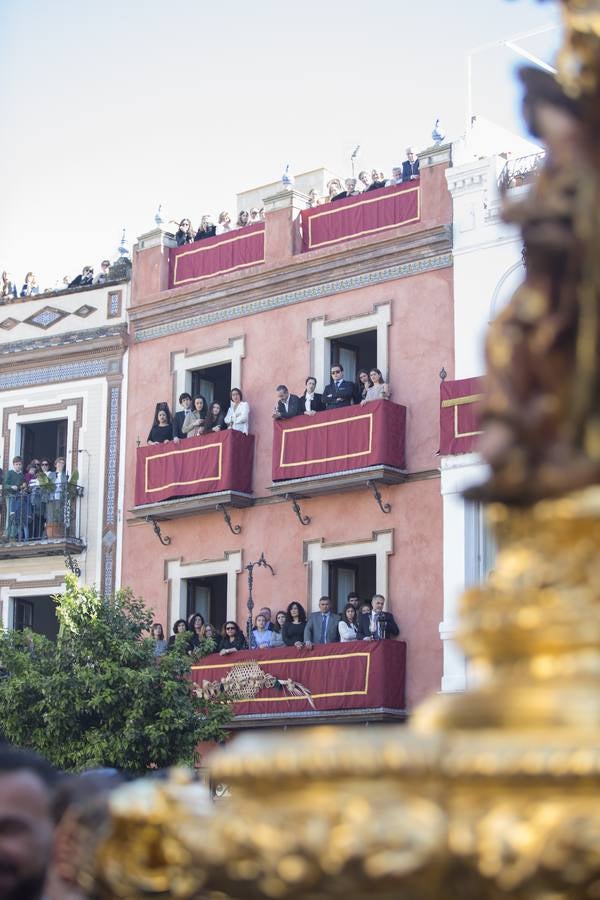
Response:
[175, 218, 194, 247]
[195, 216, 217, 241]
[147, 404, 174, 444]
[362, 368, 390, 404]
[224, 388, 250, 434]
[219, 621, 248, 655]
[282, 602, 307, 648]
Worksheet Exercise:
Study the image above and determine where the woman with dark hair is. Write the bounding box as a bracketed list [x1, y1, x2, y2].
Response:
[363, 368, 390, 403]
[189, 613, 207, 651]
[147, 404, 173, 444]
[301, 376, 324, 416]
[151, 623, 168, 657]
[182, 395, 208, 438]
[236, 210, 250, 228]
[168, 619, 189, 649]
[338, 603, 363, 642]
[204, 401, 225, 433]
[219, 621, 247, 655]
[224, 388, 250, 434]
[282, 601, 307, 649]
[270, 610, 287, 648]
[355, 369, 372, 404]
[1, 271, 17, 302]
[175, 218, 194, 246]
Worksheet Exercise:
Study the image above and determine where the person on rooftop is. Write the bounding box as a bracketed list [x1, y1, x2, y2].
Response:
[402, 147, 420, 181]
[175, 218, 194, 246]
[1, 271, 17, 302]
[327, 178, 346, 202]
[366, 168, 386, 191]
[68, 266, 94, 288]
[216, 211, 233, 234]
[249, 207, 261, 224]
[20, 272, 39, 298]
[387, 166, 403, 186]
[195, 216, 216, 240]
[344, 177, 360, 197]
[358, 170, 371, 192]
[94, 260, 112, 284]
[308, 188, 321, 207]
[236, 210, 250, 228]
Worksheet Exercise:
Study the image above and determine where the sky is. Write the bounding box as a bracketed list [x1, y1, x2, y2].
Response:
[0, 0, 560, 289]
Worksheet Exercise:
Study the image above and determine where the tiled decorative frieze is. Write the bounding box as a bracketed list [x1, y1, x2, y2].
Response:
[135, 252, 453, 343]
[0, 358, 110, 390]
[0, 318, 19, 331]
[104, 386, 120, 528]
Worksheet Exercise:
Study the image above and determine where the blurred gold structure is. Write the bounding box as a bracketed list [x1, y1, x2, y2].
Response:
[85, 2, 600, 897]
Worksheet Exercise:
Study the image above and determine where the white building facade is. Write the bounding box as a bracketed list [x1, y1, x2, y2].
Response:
[0, 278, 129, 637]
[439, 140, 535, 692]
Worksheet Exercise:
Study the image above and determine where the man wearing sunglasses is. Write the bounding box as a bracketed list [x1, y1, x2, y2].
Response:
[322, 364, 355, 410]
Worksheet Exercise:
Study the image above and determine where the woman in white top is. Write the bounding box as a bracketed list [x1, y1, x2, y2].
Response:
[224, 387, 250, 434]
[362, 368, 391, 404]
[216, 211, 233, 234]
[338, 603, 362, 642]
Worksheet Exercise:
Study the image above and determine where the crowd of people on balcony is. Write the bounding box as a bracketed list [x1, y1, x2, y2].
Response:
[147, 366, 389, 446]
[150, 593, 399, 659]
[174, 208, 266, 247]
[0, 258, 119, 305]
[172, 149, 420, 247]
[1, 456, 73, 543]
[308, 149, 420, 207]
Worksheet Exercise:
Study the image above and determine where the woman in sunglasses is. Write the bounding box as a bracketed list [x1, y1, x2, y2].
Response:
[175, 218, 194, 246]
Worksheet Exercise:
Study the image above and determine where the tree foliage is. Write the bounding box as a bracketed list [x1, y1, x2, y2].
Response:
[0, 574, 231, 773]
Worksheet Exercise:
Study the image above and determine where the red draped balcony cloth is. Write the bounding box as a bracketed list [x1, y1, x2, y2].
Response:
[191, 639, 406, 715]
[439, 376, 484, 455]
[300, 181, 420, 252]
[272, 400, 406, 481]
[134, 430, 254, 506]
[169, 223, 265, 288]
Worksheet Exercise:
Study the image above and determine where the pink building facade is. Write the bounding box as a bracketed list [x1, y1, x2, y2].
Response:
[122, 144, 453, 717]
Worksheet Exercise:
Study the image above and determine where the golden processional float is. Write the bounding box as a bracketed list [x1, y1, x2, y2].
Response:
[84, 1, 600, 896]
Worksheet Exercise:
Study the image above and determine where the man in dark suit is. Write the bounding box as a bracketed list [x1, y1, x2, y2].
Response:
[402, 148, 420, 182]
[304, 596, 341, 648]
[301, 376, 324, 416]
[322, 364, 355, 409]
[173, 392, 193, 440]
[360, 594, 399, 640]
[272, 385, 302, 420]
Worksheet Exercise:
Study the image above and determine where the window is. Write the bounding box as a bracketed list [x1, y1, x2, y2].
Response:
[190, 362, 231, 408]
[13, 595, 59, 640]
[329, 330, 378, 383]
[328, 555, 376, 612]
[19, 419, 67, 465]
[464, 501, 496, 586]
[186, 575, 228, 630]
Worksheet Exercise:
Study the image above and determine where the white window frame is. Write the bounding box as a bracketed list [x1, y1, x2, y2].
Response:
[304, 530, 393, 613]
[172, 337, 245, 407]
[166, 551, 242, 629]
[309, 303, 391, 394]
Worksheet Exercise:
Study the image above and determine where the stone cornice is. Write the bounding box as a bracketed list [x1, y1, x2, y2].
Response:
[131, 225, 452, 342]
[0, 323, 128, 371]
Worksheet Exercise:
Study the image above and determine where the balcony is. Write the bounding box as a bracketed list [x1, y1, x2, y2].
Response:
[270, 400, 406, 500]
[300, 181, 420, 252]
[169, 223, 265, 289]
[0, 483, 85, 560]
[497, 152, 544, 192]
[130, 430, 255, 521]
[439, 376, 484, 456]
[191, 639, 407, 727]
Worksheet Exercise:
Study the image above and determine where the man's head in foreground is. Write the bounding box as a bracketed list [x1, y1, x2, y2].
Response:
[0, 746, 58, 900]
